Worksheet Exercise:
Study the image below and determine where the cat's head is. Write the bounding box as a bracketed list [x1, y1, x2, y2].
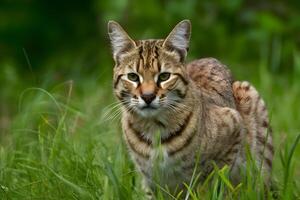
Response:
[108, 20, 191, 118]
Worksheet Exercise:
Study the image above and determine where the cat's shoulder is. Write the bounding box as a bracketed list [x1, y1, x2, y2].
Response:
[186, 57, 232, 82]
[187, 58, 235, 108]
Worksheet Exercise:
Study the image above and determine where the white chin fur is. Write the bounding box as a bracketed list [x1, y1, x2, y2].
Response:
[137, 108, 160, 118]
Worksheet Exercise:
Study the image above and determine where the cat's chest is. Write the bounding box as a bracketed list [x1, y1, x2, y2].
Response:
[137, 123, 171, 141]
[139, 146, 191, 186]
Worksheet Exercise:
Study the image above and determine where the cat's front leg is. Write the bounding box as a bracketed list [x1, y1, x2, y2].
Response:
[206, 106, 245, 181]
[142, 177, 154, 200]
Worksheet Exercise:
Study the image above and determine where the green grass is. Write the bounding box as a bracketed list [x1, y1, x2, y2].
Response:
[0, 61, 300, 199]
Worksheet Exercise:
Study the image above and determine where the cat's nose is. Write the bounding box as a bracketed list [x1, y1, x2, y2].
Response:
[141, 93, 156, 105]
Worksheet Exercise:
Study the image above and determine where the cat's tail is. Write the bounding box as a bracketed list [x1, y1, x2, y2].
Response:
[232, 81, 274, 181]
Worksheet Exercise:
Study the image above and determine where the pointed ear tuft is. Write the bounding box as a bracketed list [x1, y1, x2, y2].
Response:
[107, 21, 136, 62]
[163, 20, 191, 61]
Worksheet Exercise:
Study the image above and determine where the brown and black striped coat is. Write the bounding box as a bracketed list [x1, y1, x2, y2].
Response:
[108, 20, 273, 196]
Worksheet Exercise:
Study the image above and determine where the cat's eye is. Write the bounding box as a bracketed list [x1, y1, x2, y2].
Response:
[158, 72, 171, 82]
[127, 73, 139, 82]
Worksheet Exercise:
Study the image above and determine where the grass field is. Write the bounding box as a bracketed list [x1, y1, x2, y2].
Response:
[0, 55, 300, 199]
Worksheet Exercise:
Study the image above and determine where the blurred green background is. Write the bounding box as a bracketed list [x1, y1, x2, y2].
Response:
[1, 0, 300, 145]
[1, 0, 300, 113]
[1, 0, 300, 198]
[1, 0, 300, 148]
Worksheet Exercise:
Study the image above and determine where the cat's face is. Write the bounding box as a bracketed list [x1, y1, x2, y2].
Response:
[108, 20, 191, 117]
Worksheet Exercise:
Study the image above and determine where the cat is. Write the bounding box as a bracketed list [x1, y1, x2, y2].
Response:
[108, 19, 273, 197]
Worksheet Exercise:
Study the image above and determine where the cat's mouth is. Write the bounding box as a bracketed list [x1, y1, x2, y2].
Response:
[137, 105, 160, 117]
[140, 105, 157, 110]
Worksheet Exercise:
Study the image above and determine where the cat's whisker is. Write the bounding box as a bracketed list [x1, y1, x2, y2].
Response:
[168, 105, 184, 114]
[102, 100, 131, 119]
[102, 101, 132, 122]
[103, 101, 125, 112]
[103, 100, 125, 110]
[102, 105, 122, 118]
[107, 20, 273, 198]
[104, 100, 138, 122]
[103, 108, 122, 122]
[169, 100, 190, 109]
[108, 111, 123, 122]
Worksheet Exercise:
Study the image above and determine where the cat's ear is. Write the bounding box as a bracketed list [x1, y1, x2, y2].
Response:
[163, 20, 191, 62]
[108, 21, 136, 62]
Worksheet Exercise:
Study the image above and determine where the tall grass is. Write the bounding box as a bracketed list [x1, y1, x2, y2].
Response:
[0, 63, 300, 199]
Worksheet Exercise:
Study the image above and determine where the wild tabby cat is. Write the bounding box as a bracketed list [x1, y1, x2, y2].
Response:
[108, 20, 273, 197]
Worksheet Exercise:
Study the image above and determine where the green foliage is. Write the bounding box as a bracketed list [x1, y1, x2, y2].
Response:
[1, 0, 300, 199]
[0, 71, 300, 199]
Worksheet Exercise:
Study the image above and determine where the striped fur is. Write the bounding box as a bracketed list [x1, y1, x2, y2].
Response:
[233, 81, 274, 181]
[108, 20, 273, 197]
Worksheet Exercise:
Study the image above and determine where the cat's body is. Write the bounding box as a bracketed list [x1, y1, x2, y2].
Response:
[108, 20, 273, 197]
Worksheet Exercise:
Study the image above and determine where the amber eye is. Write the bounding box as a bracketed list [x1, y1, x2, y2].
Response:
[158, 72, 171, 82]
[127, 73, 139, 82]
